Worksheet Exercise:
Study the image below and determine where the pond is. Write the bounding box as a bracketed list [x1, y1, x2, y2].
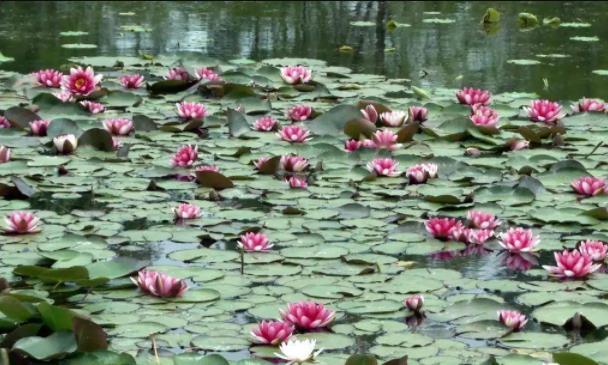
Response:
[0, 2, 608, 365]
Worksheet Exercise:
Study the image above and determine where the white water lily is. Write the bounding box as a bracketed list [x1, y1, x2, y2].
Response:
[53, 134, 78, 154]
[274, 338, 322, 364]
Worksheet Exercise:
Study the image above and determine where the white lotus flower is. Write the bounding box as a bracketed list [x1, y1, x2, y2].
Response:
[53, 134, 78, 154]
[274, 338, 322, 364]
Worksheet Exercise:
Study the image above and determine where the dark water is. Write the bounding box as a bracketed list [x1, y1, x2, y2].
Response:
[1, 1, 607, 100]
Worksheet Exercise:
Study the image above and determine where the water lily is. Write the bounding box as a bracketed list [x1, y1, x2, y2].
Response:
[280, 65, 312, 85]
[4, 211, 40, 234]
[173, 203, 201, 220]
[34, 69, 63, 88]
[54, 90, 74, 103]
[253, 156, 271, 170]
[470, 106, 499, 127]
[253, 116, 279, 131]
[286, 104, 313, 121]
[280, 301, 336, 330]
[196, 67, 221, 81]
[456, 87, 491, 106]
[287, 176, 308, 189]
[571, 176, 606, 197]
[380, 110, 407, 127]
[251, 320, 294, 345]
[501, 252, 538, 271]
[238, 232, 273, 251]
[277, 125, 311, 143]
[344, 139, 362, 152]
[467, 210, 500, 230]
[112, 137, 122, 150]
[465, 228, 495, 245]
[578, 240, 607, 262]
[498, 310, 527, 331]
[543, 249, 600, 279]
[166, 67, 190, 81]
[361, 104, 378, 123]
[425, 217, 462, 240]
[367, 158, 399, 177]
[53, 134, 78, 154]
[404, 294, 424, 313]
[195, 165, 220, 173]
[120, 74, 144, 89]
[280, 155, 309, 172]
[62, 66, 102, 96]
[103, 118, 133, 136]
[131, 270, 188, 298]
[28, 119, 51, 137]
[408, 106, 428, 123]
[498, 227, 540, 253]
[0, 146, 10, 163]
[80, 100, 105, 114]
[509, 139, 530, 151]
[176, 101, 208, 121]
[406, 163, 438, 184]
[275, 338, 321, 365]
[524, 99, 566, 125]
[0, 116, 10, 128]
[572, 98, 605, 113]
[171, 145, 198, 167]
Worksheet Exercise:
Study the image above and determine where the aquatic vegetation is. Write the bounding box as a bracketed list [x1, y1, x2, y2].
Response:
[280, 65, 312, 85]
[572, 98, 606, 113]
[173, 202, 202, 220]
[3, 211, 40, 234]
[275, 338, 321, 364]
[571, 176, 606, 197]
[61, 66, 102, 96]
[280, 301, 336, 330]
[251, 320, 294, 345]
[53, 134, 77, 154]
[176, 101, 208, 121]
[498, 227, 540, 253]
[404, 294, 424, 314]
[171, 144, 198, 167]
[103, 118, 133, 136]
[277, 124, 311, 143]
[119, 73, 144, 89]
[0, 145, 10, 163]
[367, 157, 399, 177]
[380, 110, 407, 127]
[33, 68, 63, 88]
[406, 163, 438, 184]
[456, 87, 491, 106]
[408, 105, 428, 122]
[238, 232, 273, 251]
[254, 115, 279, 131]
[578, 240, 608, 262]
[80, 100, 105, 114]
[131, 270, 188, 297]
[543, 250, 601, 279]
[498, 310, 528, 331]
[286, 104, 313, 121]
[524, 99, 566, 124]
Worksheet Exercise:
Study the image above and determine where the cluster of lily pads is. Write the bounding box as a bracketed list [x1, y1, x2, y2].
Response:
[0, 52, 607, 365]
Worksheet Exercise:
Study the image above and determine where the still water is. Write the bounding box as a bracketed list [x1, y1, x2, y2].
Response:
[0, 1, 607, 100]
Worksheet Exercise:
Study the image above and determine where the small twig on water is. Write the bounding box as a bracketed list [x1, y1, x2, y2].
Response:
[152, 335, 160, 364]
[585, 141, 603, 159]
[240, 249, 245, 275]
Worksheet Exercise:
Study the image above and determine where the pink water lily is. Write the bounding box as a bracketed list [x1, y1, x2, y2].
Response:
[280, 65, 312, 84]
[277, 125, 311, 143]
[344, 139, 362, 152]
[196, 67, 221, 81]
[456, 87, 491, 106]
[280, 155, 309, 172]
[62, 66, 102, 96]
[501, 252, 538, 271]
[524, 99, 566, 125]
[80, 100, 105, 114]
[120, 74, 144, 89]
[103, 118, 133, 136]
[34, 69, 63, 88]
[131, 270, 188, 298]
[253, 157, 271, 170]
[425, 217, 462, 240]
[571, 176, 606, 197]
[171, 145, 198, 167]
[509, 139, 530, 151]
[29, 119, 50, 136]
[253, 116, 279, 131]
[404, 294, 424, 313]
[543, 249, 601, 279]
[470, 106, 499, 127]
[173, 203, 201, 220]
[176, 101, 208, 121]
[54, 90, 74, 103]
[367, 158, 399, 177]
[498, 227, 540, 253]
[286, 104, 313, 121]
[371, 129, 400, 150]
[572, 98, 605, 113]
[53, 134, 78, 154]
[166, 67, 190, 81]
[0, 146, 10, 163]
[408, 106, 428, 123]
[238, 232, 273, 251]
[578, 240, 608, 262]
[251, 320, 294, 345]
[287, 176, 308, 189]
[465, 228, 495, 245]
[467, 210, 500, 230]
[361, 104, 379, 123]
[195, 165, 220, 173]
[498, 310, 527, 331]
[280, 301, 336, 330]
[406, 163, 438, 184]
[0, 116, 10, 129]
[380, 110, 407, 127]
[4, 211, 40, 234]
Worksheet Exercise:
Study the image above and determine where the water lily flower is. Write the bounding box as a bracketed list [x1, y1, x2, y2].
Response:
[467, 210, 500, 230]
[465, 228, 495, 245]
[286, 104, 313, 121]
[166, 67, 190, 81]
[195, 165, 220, 173]
[430, 250, 461, 261]
[280, 301, 335, 330]
[406, 163, 438, 184]
[509, 139, 530, 151]
[344, 139, 362, 152]
[371, 129, 401, 150]
[4, 211, 40, 234]
[80, 100, 105, 114]
[131, 270, 188, 298]
[62, 66, 102, 96]
[173, 203, 201, 220]
[408, 106, 428, 123]
[280, 155, 309, 173]
[253, 156, 271, 170]
[103, 118, 133, 136]
[380, 110, 407, 127]
[578, 240, 607, 262]
[0, 116, 10, 128]
[543, 249, 601, 279]
[425, 217, 462, 240]
[251, 320, 294, 345]
[120, 74, 144, 89]
[367, 158, 399, 177]
[34, 69, 63, 88]
[176, 101, 207, 121]
[238, 232, 273, 251]
[253, 116, 279, 131]
[277, 125, 311, 143]
[501, 252, 538, 271]
[470, 106, 499, 127]
[498, 227, 540, 253]
[287, 176, 308, 189]
[361, 139, 376, 149]
[571, 176, 606, 197]
[456, 87, 491, 106]
[498, 310, 527, 331]
[0, 146, 10, 163]
[524, 99, 566, 125]
[53, 134, 78, 154]
[171, 145, 198, 167]
[361, 104, 378, 123]
[404, 294, 424, 313]
[275, 338, 322, 365]
[196, 67, 221, 81]
[280, 65, 312, 85]
[54, 90, 74, 103]
[572, 98, 605, 113]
